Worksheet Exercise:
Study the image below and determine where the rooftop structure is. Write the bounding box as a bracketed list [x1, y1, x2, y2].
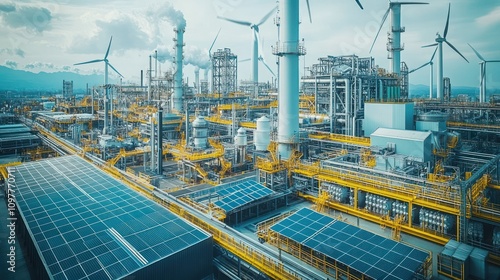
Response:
[13, 155, 213, 280]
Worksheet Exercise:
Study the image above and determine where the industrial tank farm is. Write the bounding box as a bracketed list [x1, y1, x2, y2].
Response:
[1, 1, 499, 280]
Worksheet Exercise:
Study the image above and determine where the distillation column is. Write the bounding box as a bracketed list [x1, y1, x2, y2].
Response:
[390, 4, 402, 75]
[172, 27, 185, 112]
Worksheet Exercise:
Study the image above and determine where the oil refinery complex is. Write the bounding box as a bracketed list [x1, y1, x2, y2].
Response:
[1, 1, 500, 280]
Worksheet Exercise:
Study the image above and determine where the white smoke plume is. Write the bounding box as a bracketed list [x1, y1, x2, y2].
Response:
[155, 2, 186, 29]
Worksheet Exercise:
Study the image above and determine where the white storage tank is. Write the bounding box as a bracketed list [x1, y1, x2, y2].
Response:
[254, 116, 271, 151]
[234, 127, 247, 146]
[192, 116, 208, 149]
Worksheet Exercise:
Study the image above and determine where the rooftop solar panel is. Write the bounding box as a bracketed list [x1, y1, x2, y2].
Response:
[213, 180, 275, 213]
[270, 208, 429, 280]
[14, 155, 210, 280]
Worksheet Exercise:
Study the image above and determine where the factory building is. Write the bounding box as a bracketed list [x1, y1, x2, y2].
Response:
[12, 156, 213, 280]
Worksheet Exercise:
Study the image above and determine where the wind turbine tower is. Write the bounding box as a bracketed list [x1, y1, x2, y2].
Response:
[370, 1, 428, 75]
[74, 36, 123, 135]
[218, 7, 277, 98]
[468, 43, 500, 103]
[422, 3, 468, 102]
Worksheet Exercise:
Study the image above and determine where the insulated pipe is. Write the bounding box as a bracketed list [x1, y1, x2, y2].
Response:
[172, 28, 185, 112]
[277, 0, 301, 159]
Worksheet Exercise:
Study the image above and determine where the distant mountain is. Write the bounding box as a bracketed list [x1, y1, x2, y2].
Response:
[0, 66, 116, 92]
[409, 84, 480, 99]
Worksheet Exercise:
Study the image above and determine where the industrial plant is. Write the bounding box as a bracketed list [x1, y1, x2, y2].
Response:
[1, 1, 499, 280]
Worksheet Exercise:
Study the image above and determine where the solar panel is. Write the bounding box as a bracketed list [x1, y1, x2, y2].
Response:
[213, 180, 274, 213]
[270, 208, 429, 280]
[14, 155, 211, 280]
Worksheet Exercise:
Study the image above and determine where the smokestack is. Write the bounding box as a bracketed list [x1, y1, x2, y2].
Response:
[194, 66, 200, 94]
[148, 55, 152, 101]
[172, 27, 185, 112]
[276, 0, 303, 159]
[140, 70, 143, 87]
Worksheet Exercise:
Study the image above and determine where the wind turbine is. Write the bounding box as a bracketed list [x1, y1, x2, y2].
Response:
[422, 3, 468, 102]
[74, 36, 122, 135]
[409, 47, 437, 99]
[218, 6, 277, 97]
[369, 1, 428, 75]
[207, 28, 221, 93]
[468, 43, 500, 103]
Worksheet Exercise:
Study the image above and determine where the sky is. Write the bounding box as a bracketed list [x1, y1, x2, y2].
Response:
[1, 0, 499, 89]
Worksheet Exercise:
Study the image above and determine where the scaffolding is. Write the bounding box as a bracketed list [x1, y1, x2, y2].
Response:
[212, 48, 237, 97]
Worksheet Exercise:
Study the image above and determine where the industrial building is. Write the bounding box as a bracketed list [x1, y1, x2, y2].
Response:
[12, 156, 213, 280]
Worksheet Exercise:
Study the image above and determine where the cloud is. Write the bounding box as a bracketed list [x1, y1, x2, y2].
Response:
[69, 12, 152, 54]
[24, 61, 56, 70]
[5, 60, 18, 69]
[0, 4, 15, 12]
[476, 6, 500, 27]
[0, 4, 52, 33]
[0, 48, 25, 57]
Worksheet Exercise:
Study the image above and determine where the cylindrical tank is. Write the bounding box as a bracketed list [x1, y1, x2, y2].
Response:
[234, 127, 247, 146]
[192, 116, 208, 149]
[254, 116, 271, 151]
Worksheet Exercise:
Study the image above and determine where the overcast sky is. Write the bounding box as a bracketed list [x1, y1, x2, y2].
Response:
[1, 0, 499, 88]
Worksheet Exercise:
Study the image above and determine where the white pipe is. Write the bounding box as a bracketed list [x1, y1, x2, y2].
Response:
[148, 55, 152, 101]
[195, 67, 200, 94]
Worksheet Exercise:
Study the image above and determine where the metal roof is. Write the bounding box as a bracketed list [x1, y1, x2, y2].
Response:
[14, 155, 210, 280]
[270, 208, 430, 280]
[371, 127, 432, 142]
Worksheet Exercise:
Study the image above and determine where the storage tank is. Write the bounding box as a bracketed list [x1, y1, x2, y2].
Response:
[254, 116, 271, 151]
[234, 127, 247, 164]
[234, 127, 247, 146]
[192, 116, 208, 149]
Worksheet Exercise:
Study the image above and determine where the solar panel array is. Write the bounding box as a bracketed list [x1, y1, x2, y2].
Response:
[270, 208, 429, 280]
[14, 155, 210, 280]
[213, 180, 274, 212]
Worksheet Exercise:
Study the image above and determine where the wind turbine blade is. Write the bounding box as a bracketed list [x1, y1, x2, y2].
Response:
[467, 43, 485, 61]
[259, 57, 276, 77]
[239, 58, 251, 63]
[257, 6, 277, 26]
[399, 2, 429, 5]
[306, 0, 312, 23]
[209, 28, 221, 59]
[107, 62, 123, 77]
[74, 59, 104, 66]
[217, 16, 252, 27]
[369, 7, 390, 53]
[422, 43, 438, 48]
[409, 62, 430, 74]
[430, 46, 438, 62]
[445, 40, 469, 63]
[487, 60, 500, 63]
[105, 36, 113, 59]
[355, 0, 364, 10]
[443, 3, 451, 38]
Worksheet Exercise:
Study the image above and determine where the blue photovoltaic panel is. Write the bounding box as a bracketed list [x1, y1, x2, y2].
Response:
[14, 155, 210, 280]
[213, 180, 274, 213]
[270, 208, 429, 280]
